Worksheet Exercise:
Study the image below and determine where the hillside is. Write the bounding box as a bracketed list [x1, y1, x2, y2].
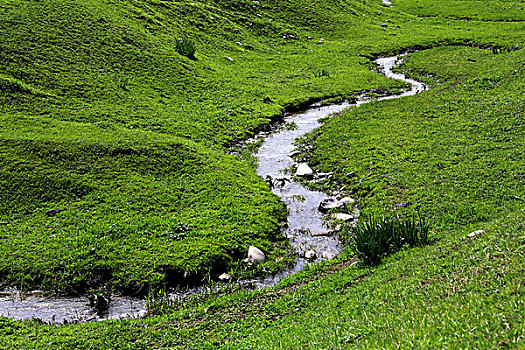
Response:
[0, 0, 524, 348]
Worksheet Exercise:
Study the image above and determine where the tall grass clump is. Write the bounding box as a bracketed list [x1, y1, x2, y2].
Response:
[175, 37, 197, 58]
[313, 69, 330, 78]
[146, 289, 179, 316]
[345, 213, 431, 266]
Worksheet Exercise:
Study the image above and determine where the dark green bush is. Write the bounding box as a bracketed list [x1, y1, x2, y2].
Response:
[313, 69, 330, 78]
[345, 213, 431, 266]
[175, 37, 197, 58]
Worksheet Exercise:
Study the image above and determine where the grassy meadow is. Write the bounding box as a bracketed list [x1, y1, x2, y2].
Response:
[0, 0, 524, 348]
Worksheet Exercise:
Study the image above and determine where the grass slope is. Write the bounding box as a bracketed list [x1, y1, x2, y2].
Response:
[1, 204, 523, 348]
[0, 0, 414, 292]
[298, 46, 525, 227]
[247, 44, 525, 348]
[0, 0, 524, 348]
[394, 0, 525, 22]
[0, 117, 289, 292]
[1, 0, 523, 293]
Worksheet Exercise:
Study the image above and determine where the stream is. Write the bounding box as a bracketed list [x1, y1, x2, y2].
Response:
[0, 54, 427, 323]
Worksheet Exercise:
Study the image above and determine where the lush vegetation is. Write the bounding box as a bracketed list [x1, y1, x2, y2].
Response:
[1, 0, 523, 294]
[298, 46, 525, 227]
[1, 0, 416, 293]
[344, 213, 432, 266]
[0, 121, 290, 292]
[0, 0, 524, 348]
[1, 211, 523, 348]
[394, 0, 525, 22]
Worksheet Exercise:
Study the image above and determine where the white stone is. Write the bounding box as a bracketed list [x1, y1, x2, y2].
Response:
[225, 56, 234, 62]
[109, 313, 132, 321]
[467, 230, 485, 238]
[312, 231, 332, 237]
[85, 313, 98, 321]
[322, 251, 337, 260]
[318, 198, 338, 212]
[296, 163, 313, 177]
[339, 197, 356, 206]
[304, 250, 317, 260]
[317, 172, 333, 178]
[331, 213, 354, 221]
[248, 246, 265, 262]
[218, 273, 231, 281]
[137, 309, 148, 319]
[319, 197, 355, 213]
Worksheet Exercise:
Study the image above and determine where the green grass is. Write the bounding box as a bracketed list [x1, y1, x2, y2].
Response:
[232, 211, 525, 349]
[1, 211, 523, 348]
[0, 119, 290, 292]
[0, 0, 521, 293]
[344, 213, 431, 266]
[394, 0, 525, 22]
[0, 0, 524, 348]
[298, 46, 525, 228]
[0, 0, 419, 292]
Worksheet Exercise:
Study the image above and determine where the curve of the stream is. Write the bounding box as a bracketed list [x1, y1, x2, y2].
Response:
[0, 54, 427, 323]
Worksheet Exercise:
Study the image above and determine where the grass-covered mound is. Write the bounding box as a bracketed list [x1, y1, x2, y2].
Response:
[0, 115, 288, 292]
[298, 46, 525, 227]
[0, 0, 409, 146]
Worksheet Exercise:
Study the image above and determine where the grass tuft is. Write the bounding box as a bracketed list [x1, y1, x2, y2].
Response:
[313, 69, 330, 78]
[174, 37, 197, 58]
[146, 289, 179, 316]
[344, 213, 431, 266]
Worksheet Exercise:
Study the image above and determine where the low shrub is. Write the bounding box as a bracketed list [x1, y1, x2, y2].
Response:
[87, 285, 112, 316]
[146, 289, 179, 316]
[313, 69, 330, 78]
[175, 37, 197, 58]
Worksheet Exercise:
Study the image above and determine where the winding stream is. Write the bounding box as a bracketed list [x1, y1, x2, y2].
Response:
[0, 55, 427, 323]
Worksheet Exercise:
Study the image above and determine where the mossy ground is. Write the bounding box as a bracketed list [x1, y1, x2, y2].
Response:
[0, 0, 525, 347]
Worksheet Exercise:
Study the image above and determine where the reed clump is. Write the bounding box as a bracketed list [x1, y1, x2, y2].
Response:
[345, 213, 431, 266]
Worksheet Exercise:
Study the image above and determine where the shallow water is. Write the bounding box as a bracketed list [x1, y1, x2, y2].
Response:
[0, 289, 146, 323]
[0, 55, 427, 323]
